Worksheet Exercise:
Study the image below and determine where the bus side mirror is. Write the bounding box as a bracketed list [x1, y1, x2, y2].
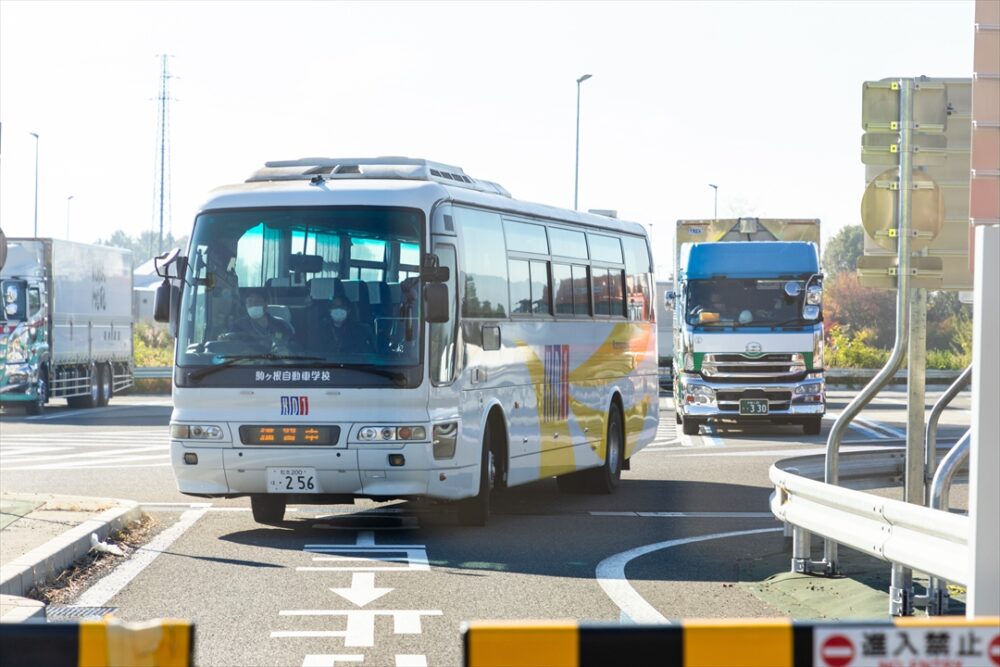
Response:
[153, 279, 171, 323]
[424, 283, 449, 323]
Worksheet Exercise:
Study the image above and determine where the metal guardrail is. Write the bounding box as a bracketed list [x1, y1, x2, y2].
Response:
[134, 367, 172, 379]
[770, 450, 970, 586]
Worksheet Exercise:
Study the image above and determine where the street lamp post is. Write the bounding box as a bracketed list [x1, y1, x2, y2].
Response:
[30, 132, 40, 237]
[574, 73, 592, 210]
[709, 183, 718, 219]
[66, 195, 74, 240]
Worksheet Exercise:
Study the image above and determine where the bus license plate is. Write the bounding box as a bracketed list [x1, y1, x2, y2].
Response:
[740, 399, 769, 415]
[267, 467, 319, 493]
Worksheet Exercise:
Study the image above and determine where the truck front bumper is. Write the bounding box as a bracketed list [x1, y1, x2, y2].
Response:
[676, 373, 825, 418]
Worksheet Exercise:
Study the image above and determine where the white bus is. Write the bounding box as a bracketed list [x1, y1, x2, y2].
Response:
[155, 157, 659, 525]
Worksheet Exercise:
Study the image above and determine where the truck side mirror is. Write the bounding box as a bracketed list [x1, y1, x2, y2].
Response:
[423, 283, 449, 323]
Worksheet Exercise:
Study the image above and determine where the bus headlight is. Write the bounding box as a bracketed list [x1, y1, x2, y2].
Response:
[170, 424, 225, 440]
[432, 422, 458, 460]
[358, 425, 428, 442]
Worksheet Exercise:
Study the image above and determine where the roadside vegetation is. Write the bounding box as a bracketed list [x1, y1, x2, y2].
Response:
[822, 225, 973, 370]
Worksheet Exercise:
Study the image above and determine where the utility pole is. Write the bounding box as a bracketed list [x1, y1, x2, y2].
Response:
[153, 55, 174, 258]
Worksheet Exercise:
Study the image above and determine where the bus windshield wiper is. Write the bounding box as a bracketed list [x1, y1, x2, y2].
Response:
[188, 354, 326, 382]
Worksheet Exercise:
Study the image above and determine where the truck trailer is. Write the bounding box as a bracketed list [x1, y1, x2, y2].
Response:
[670, 218, 825, 435]
[1, 236, 134, 414]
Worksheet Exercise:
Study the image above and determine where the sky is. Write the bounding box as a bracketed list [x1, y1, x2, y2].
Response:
[0, 1, 976, 276]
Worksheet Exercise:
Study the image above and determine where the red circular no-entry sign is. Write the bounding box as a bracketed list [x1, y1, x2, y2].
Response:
[988, 634, 1000, 667]
[820, 634, 856, 667]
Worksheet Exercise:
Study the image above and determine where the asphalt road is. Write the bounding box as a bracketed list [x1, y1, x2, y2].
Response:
[0, 389, 974, 667]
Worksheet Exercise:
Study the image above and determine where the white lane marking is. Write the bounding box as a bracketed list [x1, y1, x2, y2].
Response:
[74, 506, 208, 607]
[395, 656, 428, 667]
[668, 445, 900, 458]
[302, 656, 364, 667]
[273, 610, 443, 647]
[701, 425, 724, 447]
[596, 527, 784, 623]
[855, 417, 905, 439]
[822, 414, 887, 440]
[590, 511, 774, 518]
[25, 408, 107, 421]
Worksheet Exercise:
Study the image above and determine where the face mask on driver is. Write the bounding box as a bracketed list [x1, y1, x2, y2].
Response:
[247, 306, 265, 320]
[330, 308, 348, 324]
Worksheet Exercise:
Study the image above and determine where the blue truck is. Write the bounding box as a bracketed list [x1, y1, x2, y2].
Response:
[670, 218, 825, 436]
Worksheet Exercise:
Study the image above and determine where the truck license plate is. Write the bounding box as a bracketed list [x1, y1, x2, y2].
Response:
[267, 467, 319, 493]
[740, 399, 769, 415]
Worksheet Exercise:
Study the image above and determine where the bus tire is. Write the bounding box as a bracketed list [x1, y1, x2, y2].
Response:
[582, 403, 623, 494]
[251, 495, 286, 525]
[457, 424, 496, 527]
[681, 417, 701, 436]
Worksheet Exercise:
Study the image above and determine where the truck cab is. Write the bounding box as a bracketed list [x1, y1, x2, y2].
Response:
[671, 219, 825, 435]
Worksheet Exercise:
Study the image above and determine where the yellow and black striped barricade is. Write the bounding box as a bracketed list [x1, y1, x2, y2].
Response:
[462, 616, 1000, 667]
[0, 617, 193, 667]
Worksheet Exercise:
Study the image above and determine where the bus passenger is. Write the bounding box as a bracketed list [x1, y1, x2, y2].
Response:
[318, 295, 374, 355]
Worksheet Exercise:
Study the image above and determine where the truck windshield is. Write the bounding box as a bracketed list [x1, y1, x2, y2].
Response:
[176, 206, 425, 386]
[685, 278, 807, 328]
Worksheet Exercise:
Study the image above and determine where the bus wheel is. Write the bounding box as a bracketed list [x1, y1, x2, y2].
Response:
[457, 425, 496, 527]
[583, 404, 623, 494]
[251, 495, 286, 525]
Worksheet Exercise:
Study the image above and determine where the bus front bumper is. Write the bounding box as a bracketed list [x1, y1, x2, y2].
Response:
[171, 441, 479, 502]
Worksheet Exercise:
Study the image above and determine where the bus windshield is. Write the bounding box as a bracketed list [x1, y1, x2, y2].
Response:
[685, 278, 807, 328]
[176, 206, 425, 385]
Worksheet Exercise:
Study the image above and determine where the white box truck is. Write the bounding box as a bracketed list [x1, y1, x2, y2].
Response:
[1, 235, 134, 414]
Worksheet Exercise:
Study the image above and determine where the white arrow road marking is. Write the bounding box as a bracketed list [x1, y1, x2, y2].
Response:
[330, 572, 394, 607]
[596, 527, 783, 623]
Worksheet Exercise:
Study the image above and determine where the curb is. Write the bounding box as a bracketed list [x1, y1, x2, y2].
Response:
[0, 499, 143, 600]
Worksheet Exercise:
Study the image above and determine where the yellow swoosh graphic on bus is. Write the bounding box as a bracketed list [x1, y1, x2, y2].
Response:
[568, 323, 654, 382]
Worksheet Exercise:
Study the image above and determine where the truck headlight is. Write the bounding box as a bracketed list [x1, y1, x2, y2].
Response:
[794, 382, 824, 395]
[806, 284, 822, 305]
[685, 383, 716, 405]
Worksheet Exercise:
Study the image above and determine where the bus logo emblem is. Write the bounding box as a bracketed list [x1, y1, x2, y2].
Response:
[746, 342, 763, 354]
[281, 396, 309, 416]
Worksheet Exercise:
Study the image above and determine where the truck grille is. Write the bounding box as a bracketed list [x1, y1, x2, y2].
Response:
[701, 353, 804, 383]
[716, 388, 793, 412]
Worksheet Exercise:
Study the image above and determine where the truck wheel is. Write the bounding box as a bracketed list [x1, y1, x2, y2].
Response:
[457, 423, 496, 527]
[68, 365, 99, 409]
[97, 364, 112, 407]
[802, 417, 823, 436]
[250, 495, 286, 525]
[25, 368, 47, 416]
[682, 418, 701, 436]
